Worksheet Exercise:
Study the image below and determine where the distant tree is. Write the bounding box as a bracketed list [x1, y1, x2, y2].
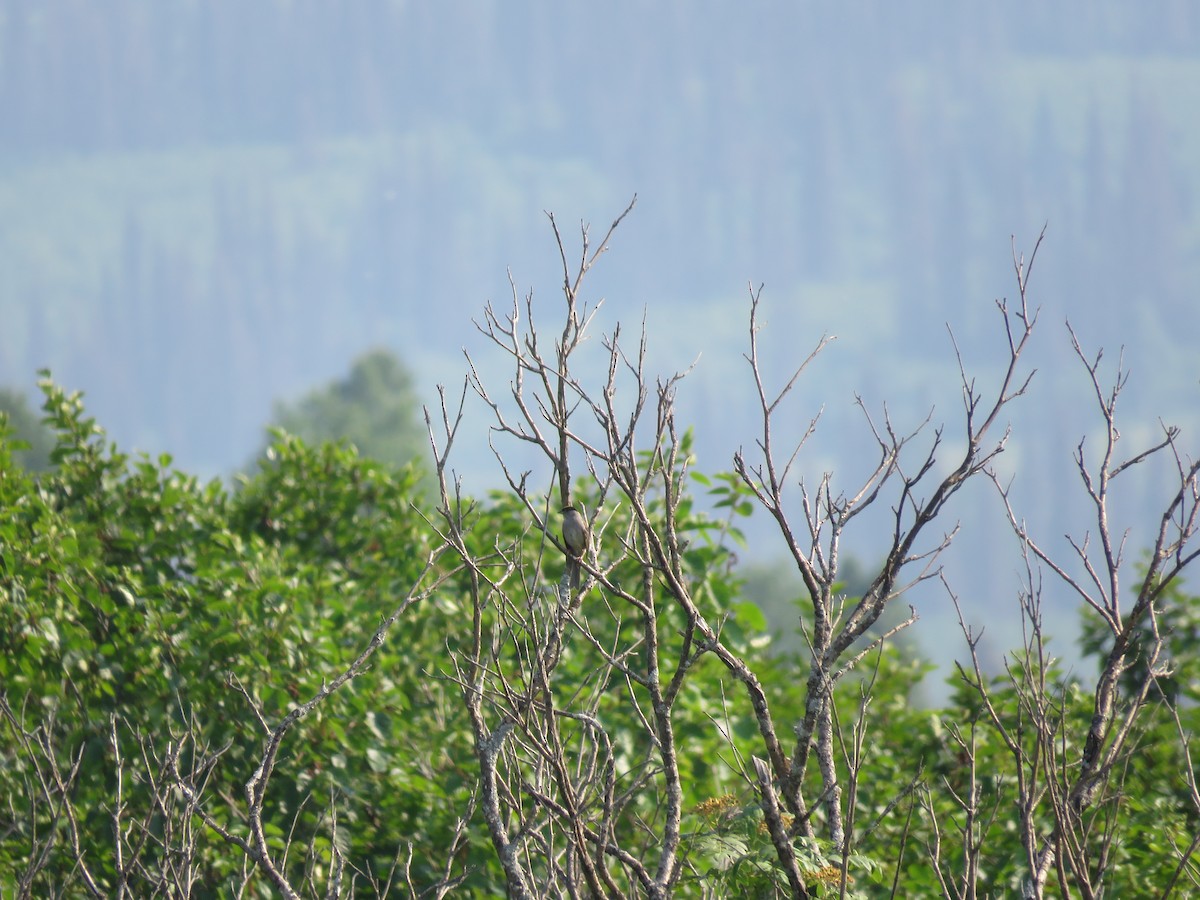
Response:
[0, 387, 54, 471]
[259, 348, 426, 471]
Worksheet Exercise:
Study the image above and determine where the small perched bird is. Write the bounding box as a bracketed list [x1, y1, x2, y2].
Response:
[561, 504, 590, 592]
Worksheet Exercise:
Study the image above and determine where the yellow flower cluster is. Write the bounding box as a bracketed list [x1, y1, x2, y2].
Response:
[805, 865, 849, 886]
[692, 794, 739, 817]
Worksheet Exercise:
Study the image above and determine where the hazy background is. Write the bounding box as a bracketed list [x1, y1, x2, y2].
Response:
[2, 1, 1197, 688]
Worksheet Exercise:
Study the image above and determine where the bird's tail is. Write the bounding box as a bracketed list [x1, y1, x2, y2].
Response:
[567, 557, 582, 602]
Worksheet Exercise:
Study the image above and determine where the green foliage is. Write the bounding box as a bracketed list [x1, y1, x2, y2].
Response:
[260, 348, 428, 473]
[686, 793, 881, 898]
[0, 377, 476, 895]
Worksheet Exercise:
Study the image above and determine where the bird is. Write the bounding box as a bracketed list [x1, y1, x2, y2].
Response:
[561, 504, 590, 593]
